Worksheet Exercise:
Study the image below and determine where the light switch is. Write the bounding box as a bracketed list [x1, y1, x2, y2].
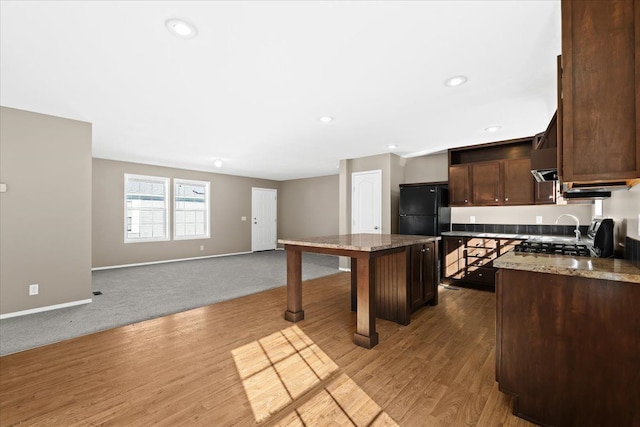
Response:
[536, 216, 543, 224]
[0, 183, 6, 193]
[241, 216, 247, 221]
[470, 216, 476, 223]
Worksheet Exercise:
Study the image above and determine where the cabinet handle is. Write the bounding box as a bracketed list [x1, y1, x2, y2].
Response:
[495, 198, 499, 202]
[479, 273, 483, 277]
[505, 197, 509, 201]
[464, 199, 468, 203]
[549, 195, 554, 199]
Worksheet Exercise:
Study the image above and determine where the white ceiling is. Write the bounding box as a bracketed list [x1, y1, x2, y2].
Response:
[0, 1, 561, 181]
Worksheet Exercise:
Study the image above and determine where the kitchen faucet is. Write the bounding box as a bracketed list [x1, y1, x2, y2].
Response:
[555, 214, 581, 240]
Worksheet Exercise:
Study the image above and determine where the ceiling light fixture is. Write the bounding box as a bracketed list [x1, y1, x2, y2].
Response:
[388, 144, 399, 149]
[165, 19, 198, 38]
[213, 159, 223, 168]
[444, 75, 468, 87]
[319, 116, 333, 123]
[485, 126, 502, 132]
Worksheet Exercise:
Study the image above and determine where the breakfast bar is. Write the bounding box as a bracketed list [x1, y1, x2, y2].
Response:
[278, 233, 440, 349]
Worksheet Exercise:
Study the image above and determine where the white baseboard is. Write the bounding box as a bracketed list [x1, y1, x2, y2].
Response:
[0, 298, 92, 320]
[338, 267, 352, 272]
[92, 251, 253, 271]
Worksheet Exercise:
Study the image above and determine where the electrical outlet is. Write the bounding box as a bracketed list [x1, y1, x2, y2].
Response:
[536, 216, 543, 224]
[200, 245, 204, 251]
[470, 216, 476, 224]
[29, 284, 39, 296]
[241, 216, 247, 221]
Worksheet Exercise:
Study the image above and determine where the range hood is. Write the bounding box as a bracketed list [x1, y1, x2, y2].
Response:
[530, 112, 558, 183]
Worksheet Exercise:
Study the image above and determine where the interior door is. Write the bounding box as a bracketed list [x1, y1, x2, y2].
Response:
[351, 170, 382, 234]
[251, 187, 277, 251]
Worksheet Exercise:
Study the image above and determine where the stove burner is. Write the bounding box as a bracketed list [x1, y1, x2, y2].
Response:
[514, 241, 592, 257]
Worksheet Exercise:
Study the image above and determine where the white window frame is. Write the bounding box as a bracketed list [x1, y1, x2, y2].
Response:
[174, 178, 210, 240]
[124, 174, 170, 243]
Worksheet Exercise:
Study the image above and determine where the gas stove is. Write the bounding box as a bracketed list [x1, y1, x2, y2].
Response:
[514, 240, 594, 257]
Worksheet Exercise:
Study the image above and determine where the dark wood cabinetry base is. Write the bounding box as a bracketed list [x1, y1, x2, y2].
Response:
[496, 268, 640, 426]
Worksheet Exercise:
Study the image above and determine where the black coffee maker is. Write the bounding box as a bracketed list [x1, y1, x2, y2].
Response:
[586, 218, 614, 258]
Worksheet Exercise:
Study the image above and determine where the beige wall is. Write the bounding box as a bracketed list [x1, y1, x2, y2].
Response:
[602, 185, 640, 253]
[0, 107, 92, 316]
[92, 159, 278, 268]
[404, 152, 449, 183]
[278, 175, 339, 239]
[389, 154, 406, 233]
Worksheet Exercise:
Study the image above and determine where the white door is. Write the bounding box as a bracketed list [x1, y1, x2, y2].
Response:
[352, 170, 382, 234]
[252, 188, 277, 251]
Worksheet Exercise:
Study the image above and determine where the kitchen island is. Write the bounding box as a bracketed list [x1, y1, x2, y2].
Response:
[493, 252, 640, 426]
[278, 234, 440, 349]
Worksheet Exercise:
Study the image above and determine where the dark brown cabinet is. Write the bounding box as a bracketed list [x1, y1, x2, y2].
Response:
[560, 0, 640, 186]
[443, 236, 523, 289]
[496, 268, 640, 426]
[449, 164, 471, 206]
[409, 242, 437, 313]
[444, 236, 466, 279]
[464, 158, 535, 206]
[448, 137, 537, 206]
[534, 180, 556, 204]
[374, 242, 438, 326]
[472, 162, 501, 205]
[502, 158, 534, 205]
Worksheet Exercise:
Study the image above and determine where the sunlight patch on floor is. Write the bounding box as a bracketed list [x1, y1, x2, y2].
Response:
[232, 325, 398, 426]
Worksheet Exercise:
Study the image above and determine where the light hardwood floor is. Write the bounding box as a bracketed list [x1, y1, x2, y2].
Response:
[0, 273, 536, 426]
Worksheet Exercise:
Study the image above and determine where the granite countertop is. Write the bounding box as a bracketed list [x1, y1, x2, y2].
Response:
[442, 231, 579, 241]
[493, 251, 640, 284]
[278, 233, 440, 252]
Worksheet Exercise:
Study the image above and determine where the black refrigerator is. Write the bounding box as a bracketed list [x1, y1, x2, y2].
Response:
[399, 183, 450, 236]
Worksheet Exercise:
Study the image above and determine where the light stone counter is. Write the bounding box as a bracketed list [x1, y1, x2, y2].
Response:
[278, 233, 440, 252]
[493, 251, 640, 284]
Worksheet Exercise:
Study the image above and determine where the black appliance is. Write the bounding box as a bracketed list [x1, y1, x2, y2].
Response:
[514, 218, 614, 258]
[398, 183, 450, 236]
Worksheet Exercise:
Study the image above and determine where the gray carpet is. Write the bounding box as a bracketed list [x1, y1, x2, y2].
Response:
[0, 251, 339, 356]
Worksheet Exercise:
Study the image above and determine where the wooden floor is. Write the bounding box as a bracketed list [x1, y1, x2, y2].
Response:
[0, 273, 536, 426]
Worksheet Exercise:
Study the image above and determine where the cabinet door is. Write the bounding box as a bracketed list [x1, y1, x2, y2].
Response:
[443, 237, 465, 279]
[472, 162, 501, 205]
[409, 244, 425, 311]
[449, 165, 471, 206]
[422, 242, 436, 304]
[561, 0, 640, 182]
[503, 158, 534, 205]
[535, 181, 556, 204]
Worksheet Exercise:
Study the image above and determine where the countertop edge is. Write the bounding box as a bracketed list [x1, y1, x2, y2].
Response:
[278, 235, 441, 252]
[494, 253, 640, 284]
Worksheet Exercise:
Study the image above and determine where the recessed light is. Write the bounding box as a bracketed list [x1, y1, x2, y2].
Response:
[485, 126, 502, 132]
[166, 19, 197, 38]
[444, 75, 468, 87]
[388, 144, 399, 149]
[213, 159, 223, 168]
[319, 116, 333, 123]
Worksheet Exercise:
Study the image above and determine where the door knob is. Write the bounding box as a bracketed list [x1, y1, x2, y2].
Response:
[374, 226, 379, 230]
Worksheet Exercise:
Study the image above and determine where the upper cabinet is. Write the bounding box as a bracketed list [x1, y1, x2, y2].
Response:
[448, 138, 535, 207]
[503, 158, 534, 205]
[560, 0, 640, 186]
[449, 164, 471, 206]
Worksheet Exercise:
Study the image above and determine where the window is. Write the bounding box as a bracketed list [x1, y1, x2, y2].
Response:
[174, 179, 210, 240]
[124, 174, 170, 243]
